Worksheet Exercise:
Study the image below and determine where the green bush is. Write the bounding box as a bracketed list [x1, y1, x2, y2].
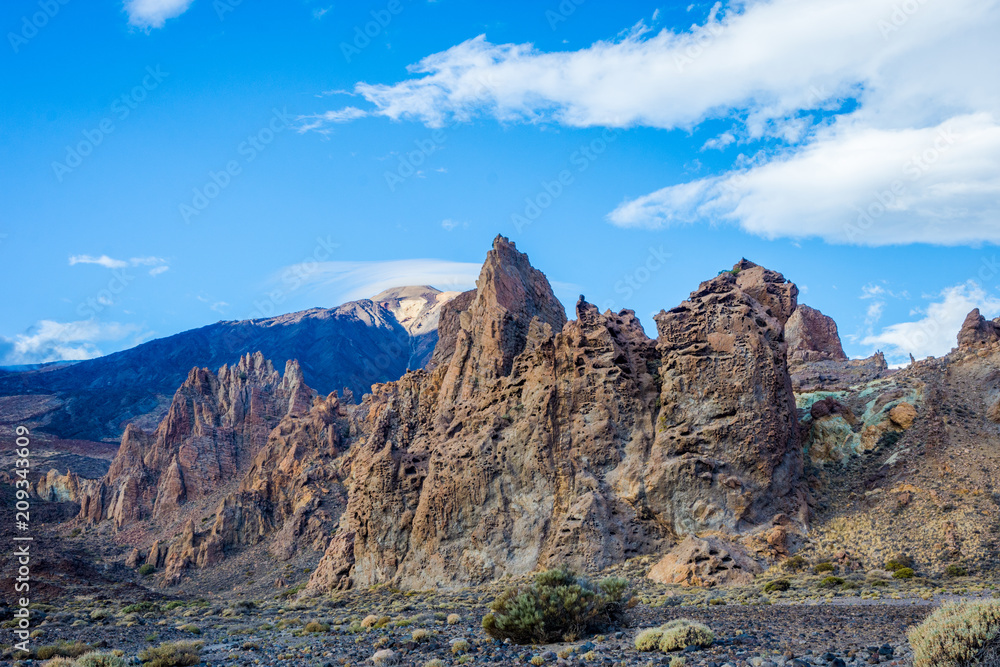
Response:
[481, 566, 632, 644]
[658, 619, 715, 652]
[764, 579, 791, 593]
[813, 562, 835, 574]
[635, 628, 664, 651]
[138, 564, 156, 576]
[893, 567, 915, 580]
[304, 621, 329, 633]
[783, 555, 808, 572]
[818, 576, 845, 589]
[635, 620, 714, 652]
[40, 658, 77, 667]
[36, 641, 92, 660]
[946, 565, 968, 578]
[885, 554, 915, 572]
[123, 602, 160, 614]
[138, 641, 203, 667]
[77, 652, 127, 667]
[908, 600, 1000, 667]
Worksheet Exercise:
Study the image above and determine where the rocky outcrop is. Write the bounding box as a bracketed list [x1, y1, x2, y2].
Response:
[308, 243, 805, 592]
[34, 469, 83, 503]
[786, 305, 848, 364]
[790, 352, 889, 393]
[958, 308, 1000, 349]
[648, 260, 804, 535]
[149, 391, 353, 581]
[79, 353, 313, 528]
[647, 535, 762, 587]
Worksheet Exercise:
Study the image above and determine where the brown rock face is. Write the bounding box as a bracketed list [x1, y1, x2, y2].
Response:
[650, 260, 804, 535]
[79, 352, 313, 528]
[786, 304, 848, 364]
[150, 391, 353, 582]
[309, 243, 804, 591]
[958, 308, 1000, 349]
[647, 535, 761, 587]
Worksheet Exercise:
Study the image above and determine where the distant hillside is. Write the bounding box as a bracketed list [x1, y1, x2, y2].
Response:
[0, 288, 458, 442]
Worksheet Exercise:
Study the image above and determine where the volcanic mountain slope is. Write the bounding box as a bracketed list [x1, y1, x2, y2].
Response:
[308, 239, 806, 591]
[0, 290, 457, 445]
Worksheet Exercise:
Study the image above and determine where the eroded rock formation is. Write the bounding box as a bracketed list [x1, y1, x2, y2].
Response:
[308, 242, 805, 591]
[79, 353, 313, 528]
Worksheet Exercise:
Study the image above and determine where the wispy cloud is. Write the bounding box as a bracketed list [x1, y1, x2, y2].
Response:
[299, 107, 369, 132]
[69, 254, 170, 273]
[441, 219, 468, 231]
[0, 320, 146, 365]
[274, 259, 483, 304]
[124, 0, 195, 28]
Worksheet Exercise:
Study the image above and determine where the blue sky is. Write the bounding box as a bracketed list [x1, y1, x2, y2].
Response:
[2, 0, 999, 367]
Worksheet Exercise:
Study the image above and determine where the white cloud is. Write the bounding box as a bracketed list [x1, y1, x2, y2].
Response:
[863, 282, 1000, 364]
[309, 0, 1000, 246]
[124, 0, 194, 28]
[69, 255, 128, 269]
[608, 113, 1000, 245]
[1, 320, 144, 365]
[441, 219, 468, 231]
[275, 259, 483, 304]
[69, 254, 170, 271]
[298, 107, 369, 133]
[701, 131, 735, 151]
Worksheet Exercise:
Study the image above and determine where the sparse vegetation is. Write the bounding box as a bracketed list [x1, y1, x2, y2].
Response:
[946, 564, 968, 577]
[138, 641, 203, 667]
[818, 576, 845, 589]
[635, 620, 714, 653]
[813, 562, 835, 574]
[783, 555, 808, 572]
[446, 613, 462, 625]
[36, 641, 92, 660]
[764, 579, 791, 593]
[304, 621, 329, 633]
[76, 652, 128, 667]
[908, 600, 1000, 667]
[481, 566, 632, 644]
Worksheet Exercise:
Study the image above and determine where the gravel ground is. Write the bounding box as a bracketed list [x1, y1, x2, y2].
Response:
[4, 587, 949, 667]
